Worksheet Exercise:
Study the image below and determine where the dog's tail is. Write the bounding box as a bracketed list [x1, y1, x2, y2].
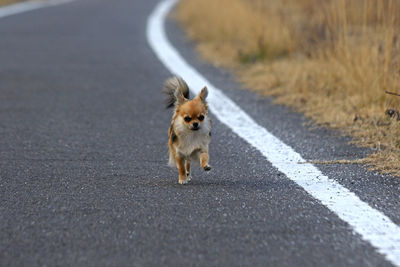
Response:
[162, 76, 190, 108]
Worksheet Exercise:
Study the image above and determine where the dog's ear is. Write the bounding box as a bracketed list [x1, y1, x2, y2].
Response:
[197, 86, 208, 102]
[174, 89, 187, 106]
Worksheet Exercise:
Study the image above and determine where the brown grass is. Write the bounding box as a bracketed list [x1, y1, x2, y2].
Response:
[0, 0, 25, 6]
[177, 0, 400, 176]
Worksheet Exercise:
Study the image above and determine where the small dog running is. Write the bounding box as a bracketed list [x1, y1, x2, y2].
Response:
[163, 76, 212, 184]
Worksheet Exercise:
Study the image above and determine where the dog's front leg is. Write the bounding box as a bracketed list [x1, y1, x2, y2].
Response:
[200, 151, 211, 171]
[176, 155, 188, 184]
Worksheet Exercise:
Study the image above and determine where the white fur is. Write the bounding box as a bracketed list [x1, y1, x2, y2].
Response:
[168, 116, 211, 166]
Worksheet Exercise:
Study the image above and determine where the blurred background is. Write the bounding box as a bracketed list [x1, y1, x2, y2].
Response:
[0, 0, 25, 6]
[177, 0, 400, 176]
[1, 0, 399, 175]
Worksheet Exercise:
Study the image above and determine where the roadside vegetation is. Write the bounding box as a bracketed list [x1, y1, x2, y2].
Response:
[177, 0, 400, 176]
[0, 0, 24, 6]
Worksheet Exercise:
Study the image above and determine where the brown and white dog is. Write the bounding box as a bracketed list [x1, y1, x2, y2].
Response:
[163, 76, 211, 184]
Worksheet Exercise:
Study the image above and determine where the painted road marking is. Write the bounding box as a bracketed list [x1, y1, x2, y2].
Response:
[0, 0, 74, 19]
[147, 0, 400, 265]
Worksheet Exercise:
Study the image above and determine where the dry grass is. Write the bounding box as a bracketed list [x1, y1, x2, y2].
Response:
[177, 0, 400, 176]
[0, 0, 25, 6]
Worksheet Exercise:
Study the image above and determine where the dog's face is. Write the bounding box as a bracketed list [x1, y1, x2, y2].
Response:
[175, 87, 208, 131]
[179, 100, 207, 131]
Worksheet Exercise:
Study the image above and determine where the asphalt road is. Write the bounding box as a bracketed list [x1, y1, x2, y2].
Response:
[0, 0, 399, 266]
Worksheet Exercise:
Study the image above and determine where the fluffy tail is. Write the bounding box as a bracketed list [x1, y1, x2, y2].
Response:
[162, 76, 190, 108]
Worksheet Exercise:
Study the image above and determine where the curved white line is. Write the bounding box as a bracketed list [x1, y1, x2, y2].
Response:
[0, 0, 74, 19]
[147, 0, 400, 265]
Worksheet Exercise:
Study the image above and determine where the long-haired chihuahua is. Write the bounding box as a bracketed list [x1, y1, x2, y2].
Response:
[163, 76, 211, 184]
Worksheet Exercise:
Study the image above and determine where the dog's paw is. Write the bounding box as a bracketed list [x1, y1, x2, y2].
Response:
[178, 179, 189, 185]
[186, 173, 191, 181]
[179, 176, 190, 184]
[203, 165, 211, 171]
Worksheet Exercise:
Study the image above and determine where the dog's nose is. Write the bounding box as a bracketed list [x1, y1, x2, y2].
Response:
[193, 122, 199, 128]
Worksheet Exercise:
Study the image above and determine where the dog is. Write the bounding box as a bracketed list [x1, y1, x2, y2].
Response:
[163, 76, 212, 184]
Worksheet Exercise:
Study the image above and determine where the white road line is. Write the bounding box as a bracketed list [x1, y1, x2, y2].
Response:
[0, 0, 74, 19]
[147, 0, 400, 265]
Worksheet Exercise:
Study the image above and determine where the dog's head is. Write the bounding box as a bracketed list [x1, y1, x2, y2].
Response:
[174, 86, 208, 131]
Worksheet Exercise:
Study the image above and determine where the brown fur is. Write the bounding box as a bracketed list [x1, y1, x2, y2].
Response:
[163, 76, 212, 184]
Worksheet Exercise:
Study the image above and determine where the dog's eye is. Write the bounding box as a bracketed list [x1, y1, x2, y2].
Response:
[198, 115, 204, 121]
[184, 116, 191, 122]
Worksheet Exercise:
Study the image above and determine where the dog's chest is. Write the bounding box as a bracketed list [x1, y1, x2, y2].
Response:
[177, 131, 209, 156]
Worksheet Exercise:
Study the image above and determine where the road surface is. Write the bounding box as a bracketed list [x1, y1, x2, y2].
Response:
[1, 0, 400, 266]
